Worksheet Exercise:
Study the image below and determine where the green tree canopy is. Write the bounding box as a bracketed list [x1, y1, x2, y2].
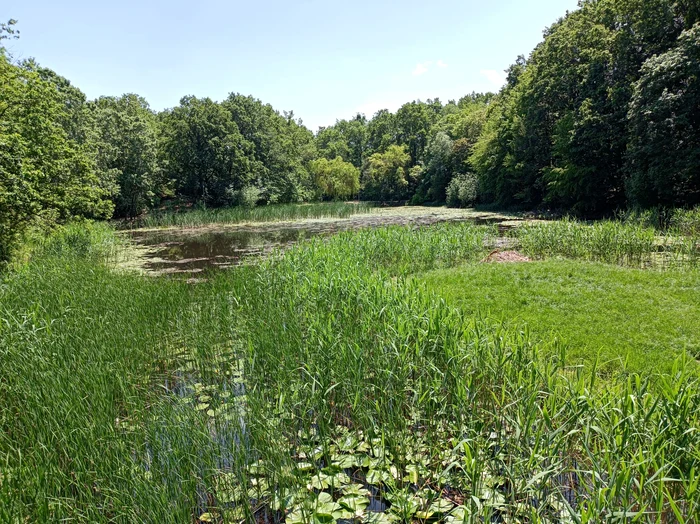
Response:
[1, 51, 112, 259]
[626, 23, 700, 208]
[89, 94, 161, 217]
[309, 156, 360, 200]
[160, 96, 257, 206]
[361, 145, 412, 201]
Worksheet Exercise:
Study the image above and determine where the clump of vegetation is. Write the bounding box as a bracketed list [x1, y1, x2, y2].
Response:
[119, 201, 375, 230]
[2, 219, 700, 521]
[445, 173, 477, 208]
[513, 218, 700, 268]
[229, 185, 262, 208]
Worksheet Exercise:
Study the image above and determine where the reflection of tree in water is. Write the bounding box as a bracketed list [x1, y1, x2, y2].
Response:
[129, 228, 318, 273]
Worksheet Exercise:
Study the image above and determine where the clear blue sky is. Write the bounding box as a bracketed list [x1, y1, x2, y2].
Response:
[3, 0, 579, 131]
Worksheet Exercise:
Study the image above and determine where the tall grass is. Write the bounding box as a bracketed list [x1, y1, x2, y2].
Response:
[117, 202, 375, 230]
[620, 206, 700, 236]
[514, 217, 700, 268]
[2, 220, 700, 521]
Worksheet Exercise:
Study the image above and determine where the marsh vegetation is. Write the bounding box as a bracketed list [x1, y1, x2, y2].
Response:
[2, 206, 700, 523]
[2, 1, 700, 522]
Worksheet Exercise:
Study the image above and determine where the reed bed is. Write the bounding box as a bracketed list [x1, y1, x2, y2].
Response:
[514, 218, 700, 268]
[1, 220, 700, 522]
[117, 202, 375, 230]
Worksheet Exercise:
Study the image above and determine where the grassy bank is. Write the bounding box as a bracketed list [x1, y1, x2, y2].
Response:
[418, 260, 700, 375]
[2, 219, 700, 522]
[116, 202, 375, 230]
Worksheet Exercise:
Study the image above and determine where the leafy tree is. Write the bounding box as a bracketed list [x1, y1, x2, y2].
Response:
[446, 173, 478, 208]
[309, 157, 360, 200]
[422, 132, 454, 202]
[472, 0, 698, 214]
[316, 114, 368, 169]
[395, 101, 438, 166]
[366, 109, 397, 155]
[361, 145, 412, 201]
[223, 94, 316, 204]
[626, 23, 700, 207]
[89, 94, 161, 217]
[160, 96, 256, 206]
[0, 51, 112, 259]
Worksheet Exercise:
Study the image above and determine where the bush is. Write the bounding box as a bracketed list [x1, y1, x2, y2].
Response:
[446, 173, 477, 207]
[228, 185, 261, 208]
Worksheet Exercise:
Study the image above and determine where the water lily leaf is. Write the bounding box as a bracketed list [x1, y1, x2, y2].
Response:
[339, 493, 370, 512]
[222, 505, 247, 523]
[296, 461, 315, 472]
[341, 484, 372, 497]
[317, 492, 334, 504]
[309, 473, 329, 490]
[196, 403, 210, 411]
[332, 454, 359, 469]
[248, 462, 266, 476]
[366, 468, 391, 485]
[286, 507, 309, 524]
[404, 464, 419, 484]
[419, 497, 454, 517]
[198, 512, 215, 522]
[480, 487, 506, 510]
[445, 505, 471, 523]
[364, 512, 396, 523]
[214, 472, 243, 504]
[315, 502, 340, 516]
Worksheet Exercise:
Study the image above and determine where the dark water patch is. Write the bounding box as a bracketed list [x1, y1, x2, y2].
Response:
[127, 227, 321, 274]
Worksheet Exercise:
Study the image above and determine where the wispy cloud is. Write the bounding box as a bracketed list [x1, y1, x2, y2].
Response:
[412, 61, 432, 76]
[480, 69, 506, 89]
[412, 59, 448, 76]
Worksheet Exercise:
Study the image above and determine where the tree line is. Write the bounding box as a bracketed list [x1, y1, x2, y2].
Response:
[472, 0, 700, 214]
[2, 0, 700, 258]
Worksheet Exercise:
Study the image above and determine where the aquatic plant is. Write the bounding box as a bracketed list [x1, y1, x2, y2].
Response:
[117, 202, 375, 230]
[2, 219, 700, 522]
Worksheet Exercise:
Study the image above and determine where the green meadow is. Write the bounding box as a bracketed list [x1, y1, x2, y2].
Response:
[1, 209, 700, 523]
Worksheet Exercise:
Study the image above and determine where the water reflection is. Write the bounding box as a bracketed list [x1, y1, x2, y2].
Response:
[127, 227, 322, 274]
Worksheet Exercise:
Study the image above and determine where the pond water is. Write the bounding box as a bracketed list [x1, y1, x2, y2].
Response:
[127, 227, 318, 274]
[124, 208, 521, 275]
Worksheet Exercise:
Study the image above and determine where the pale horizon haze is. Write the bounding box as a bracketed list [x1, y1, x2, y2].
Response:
[2, 0, 580, 130]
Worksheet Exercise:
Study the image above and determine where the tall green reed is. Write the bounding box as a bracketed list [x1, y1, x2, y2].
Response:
[117, 202, 375, 230]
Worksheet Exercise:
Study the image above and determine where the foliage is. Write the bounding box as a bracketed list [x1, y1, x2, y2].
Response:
[0, 53, 112, 260]
[421, 132, 453, 202]
[118, 201, 373, 230]
[626, 23, 700, 208]
[309, 156, 360, 200]
[159, 96, 256, 206]
[472, 0, 700, 214]
[3, 220, 700, 521]
[446, 173, 478, 208]
[360, 145, 412, 201]
[89, 94, 161, 217]
[230, 185, 261, 208]
[513, 217, 700, 267]
[223, 94, 316, 204]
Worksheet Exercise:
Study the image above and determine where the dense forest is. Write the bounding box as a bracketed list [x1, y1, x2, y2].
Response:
[2, 0, 700, 258]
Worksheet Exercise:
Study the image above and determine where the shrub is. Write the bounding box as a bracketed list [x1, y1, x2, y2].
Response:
[446, 173, 477, 207]
[229, 185, 261, 208]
